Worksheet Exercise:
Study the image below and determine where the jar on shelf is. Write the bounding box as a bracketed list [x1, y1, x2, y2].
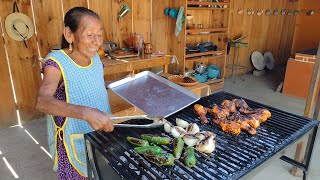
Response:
[186, 15, 195, 29]
[144, 43, 152, 54]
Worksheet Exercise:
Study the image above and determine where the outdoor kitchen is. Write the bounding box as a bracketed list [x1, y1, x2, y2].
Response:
[0, 0, 319, 180]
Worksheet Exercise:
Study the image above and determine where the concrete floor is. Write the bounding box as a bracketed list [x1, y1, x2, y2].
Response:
[0, 67, 319, 180]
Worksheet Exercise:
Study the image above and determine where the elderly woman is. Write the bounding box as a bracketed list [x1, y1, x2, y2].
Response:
[35, 7, 113, 179]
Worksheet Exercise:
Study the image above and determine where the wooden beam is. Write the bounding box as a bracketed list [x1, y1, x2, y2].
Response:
[313, 46, 320, 120]
[304, 44, 320, 118]
[291, 42, 320, 176]
[314, 92, 320, 120]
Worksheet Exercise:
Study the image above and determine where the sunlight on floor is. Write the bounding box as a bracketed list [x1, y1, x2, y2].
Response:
[24, 129, 39, 145]
[2, 157, 19, 178]
[0, 125, 53, 178]
[40, 146, 52, 159]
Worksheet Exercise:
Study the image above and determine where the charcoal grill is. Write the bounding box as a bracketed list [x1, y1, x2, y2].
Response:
[85, 92, 319, 180]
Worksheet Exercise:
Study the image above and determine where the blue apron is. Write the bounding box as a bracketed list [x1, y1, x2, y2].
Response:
[46, 50, 110, 177]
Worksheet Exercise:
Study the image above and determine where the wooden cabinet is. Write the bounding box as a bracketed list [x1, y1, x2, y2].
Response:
[172, 0, 230, 91]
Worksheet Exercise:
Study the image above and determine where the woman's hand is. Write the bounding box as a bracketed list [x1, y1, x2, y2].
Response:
[83, 108, 114, 132]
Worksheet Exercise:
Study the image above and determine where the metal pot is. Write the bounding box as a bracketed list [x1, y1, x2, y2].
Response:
[195, 63, 207, 74]
[184, 70, 195, 77]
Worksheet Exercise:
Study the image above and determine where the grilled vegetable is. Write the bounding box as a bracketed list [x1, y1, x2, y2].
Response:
[164, 121, 174, 133]
[196, 135, 216, 153]
[173, 137, 184, 159]
[171, 126, 186, 138]
[144, 153, 175, 166]
[127, 137, 149, 147]
[186, 123, 200, 134]
[134, 146, 164, 155]
[184, 147, 196, 168]
[141, 134, 171, 145]
[176, 118, 190, 128]
[182, 134, 199, 147]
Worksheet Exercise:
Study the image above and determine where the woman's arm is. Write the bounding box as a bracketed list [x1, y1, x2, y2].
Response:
[35, 65, 113, 132]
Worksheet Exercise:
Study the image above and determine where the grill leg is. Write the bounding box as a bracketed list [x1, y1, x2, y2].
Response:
[303, 171, 307, 180]
[302, 126, 318, 178]
[280, 126, 318, 180]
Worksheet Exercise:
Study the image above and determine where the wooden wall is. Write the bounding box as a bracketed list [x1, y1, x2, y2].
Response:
[0, 0, 42, 126]
[0, 0, 175, 127]
[0, 0, 312, 127]
[226, 0, 299, 76]
[32, 0, 175, 61]
[0, 16, 18, 127]
[291, 0, 320, 54]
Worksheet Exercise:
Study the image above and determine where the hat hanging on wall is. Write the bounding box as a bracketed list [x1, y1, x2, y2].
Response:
[5, 12, 34, 42]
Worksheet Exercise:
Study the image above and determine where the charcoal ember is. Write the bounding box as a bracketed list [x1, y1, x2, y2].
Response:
[183, 77, 196, 83]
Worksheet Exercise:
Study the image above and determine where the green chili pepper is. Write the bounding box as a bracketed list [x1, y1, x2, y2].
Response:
[134, 146, 164, 155]
[140, 134, 171, 145]
[183, 147, 196, 168]
[144, 153, 175, 166]
[173, 137, 184, 159]
[127, 137, 149, 147]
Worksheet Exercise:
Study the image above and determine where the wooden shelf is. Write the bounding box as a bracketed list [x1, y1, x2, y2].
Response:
[187, 1, 230, 6]
[185, 50, 225, 58]
[187, 32, 227, 36]
[187, 28, 227, 34]
[186, 54, 225, 62]
[187, 1, 230, 10]
[187, 7, 229, 10]
[203, 78, 224, 85]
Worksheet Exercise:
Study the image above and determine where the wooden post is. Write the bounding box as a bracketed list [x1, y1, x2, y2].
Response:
[314, 91, 320, 120]
[291, 42, 320, 176]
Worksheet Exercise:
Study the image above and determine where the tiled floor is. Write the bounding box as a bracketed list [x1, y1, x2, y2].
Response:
[0, 68, 319, 180]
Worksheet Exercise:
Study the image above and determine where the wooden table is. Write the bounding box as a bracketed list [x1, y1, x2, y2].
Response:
[101, 55, 173, 75]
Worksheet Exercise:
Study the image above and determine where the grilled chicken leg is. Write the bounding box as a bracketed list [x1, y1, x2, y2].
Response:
[209, 104, 229, 119]
[230, 112, 256, 135]
[232, 98, 249, 109]
[254, 109, 271, 122]
[213, 118, 241, 135]
[243, 115, 260, 129]
[221, 100, 237, 113]
[194, 104, 209, 124]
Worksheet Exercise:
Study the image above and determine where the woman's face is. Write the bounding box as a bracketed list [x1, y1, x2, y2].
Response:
[72, 15, 104, 59]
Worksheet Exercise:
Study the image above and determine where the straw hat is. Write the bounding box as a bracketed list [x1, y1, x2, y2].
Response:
[5, 12, 34, 41]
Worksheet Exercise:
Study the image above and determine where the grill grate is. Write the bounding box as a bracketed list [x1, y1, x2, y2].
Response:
[85, 92, 319, 180]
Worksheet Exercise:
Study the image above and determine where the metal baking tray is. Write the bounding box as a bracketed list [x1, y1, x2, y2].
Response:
[108, 71, 200, 118]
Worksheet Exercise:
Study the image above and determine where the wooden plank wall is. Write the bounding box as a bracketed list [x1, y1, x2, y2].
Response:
[0, 0, 306, 126]
[0, 0, 174, 126]
[171, 0, 187, 74]
[0, 17, 18, 127]
[0, 0, 42, 124]
[32, 0, 64, 57]
[226, 0, 300, 77]
[291, 0, 320, 54]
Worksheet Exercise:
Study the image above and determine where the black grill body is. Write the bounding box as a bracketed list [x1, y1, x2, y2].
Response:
[85, 92, 319, 180]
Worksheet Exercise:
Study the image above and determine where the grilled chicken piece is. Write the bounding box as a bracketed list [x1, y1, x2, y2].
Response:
[209, 104, 229, 119]
[232, 98, 249, 109]
[243, 115, 260, 129]
[239, 107, 256, 114]
[253, 109, 271, 122]
[213, 118, 241, 135]
[221, 100, 237, 113]
[194, 104, 209, 124]
[230, 112, 256, 135]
